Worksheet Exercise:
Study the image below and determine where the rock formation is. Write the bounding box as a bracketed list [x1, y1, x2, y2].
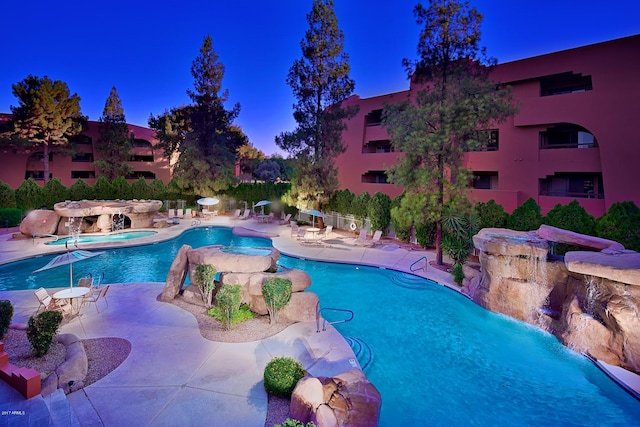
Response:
[466, 226, 640, 374]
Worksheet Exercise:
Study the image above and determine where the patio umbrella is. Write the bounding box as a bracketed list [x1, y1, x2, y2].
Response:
[302, 209, 324, 228]
[253, 200, 272, 215]
[197, 197, 220, 207]
[33, 241, 104, 289]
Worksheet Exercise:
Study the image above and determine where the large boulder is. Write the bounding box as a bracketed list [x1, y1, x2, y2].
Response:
[536, 224, 625, 251]
[19, 210, 60, 237]
[187, 246, 277, 273]
[161, 244, 192, 301]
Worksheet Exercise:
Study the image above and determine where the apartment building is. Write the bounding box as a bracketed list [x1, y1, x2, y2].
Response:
[335, 35, 640, 217]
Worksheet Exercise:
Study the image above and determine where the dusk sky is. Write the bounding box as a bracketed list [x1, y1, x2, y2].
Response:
[1, 0, 638, 157]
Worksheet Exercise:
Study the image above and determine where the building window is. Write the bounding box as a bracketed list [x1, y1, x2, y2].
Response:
[28, 152, 53, 162]
[132, 139, 152, 148]
[468, 130, 499, 152]
[540, 72, 592, 96]
[25, 170, 45, 180]
[361, 171, 388, 184]
[130, 154, 154, 162]
[127, 171, 156, 179]
[365, 109, 383, 127]
[540, 124, 597, 149]
[72, 152, 94, 162]
[70, 134, 92, 145]
[363, 140, 393, 153]
[472, 172, 498, 189]
[539, 172, 604, 199]
[71, 171, 96, 179]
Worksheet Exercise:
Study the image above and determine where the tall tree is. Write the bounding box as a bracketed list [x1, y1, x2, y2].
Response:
[276, 0, 358, 210]
[149, 35, 245, 195]
[237, 141, 265, 182]
[6, 75, 86, 183]
[382, 0, 518, 265]
[94, 86, 133, 180]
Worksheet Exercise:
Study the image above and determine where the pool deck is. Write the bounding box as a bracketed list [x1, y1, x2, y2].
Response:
[0, 216, 638, 425]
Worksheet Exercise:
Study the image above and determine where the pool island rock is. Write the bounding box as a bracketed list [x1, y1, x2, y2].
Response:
[465, 225, 640, 376]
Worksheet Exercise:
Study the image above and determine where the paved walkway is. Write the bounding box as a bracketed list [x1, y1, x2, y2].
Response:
[0, 216, 453, 426]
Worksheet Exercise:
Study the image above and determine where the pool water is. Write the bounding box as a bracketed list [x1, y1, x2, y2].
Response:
[46, 230, 158, 245]
[0, 227, 639, 424]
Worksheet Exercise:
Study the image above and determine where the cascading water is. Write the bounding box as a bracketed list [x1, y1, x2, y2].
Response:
[113, 210, 125, 231]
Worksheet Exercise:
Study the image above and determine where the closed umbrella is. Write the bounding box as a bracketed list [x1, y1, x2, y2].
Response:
[302, 209, 324, 228]
[33, 241, 104, 289]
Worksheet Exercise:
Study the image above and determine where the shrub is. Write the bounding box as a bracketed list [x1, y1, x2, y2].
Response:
[43, 177, 69, 208]
[208, 303, 255, 327]
[507, 198, 542, 231]
[111, 176, 132, 200]
[69, 178, 95, 200]
[15, 178, 45, 210]
[93, 176, 114, 200]
[275, 419, 316, 427]
[544, 200, 596, 254]
[263, 356, 306, 398]
[475, 200, 508, 229]
[131, 177, 152, 200]
[262, 277, 292, 325]
[192, 264, 217, 307]
[415, 220, 436, 248]
[351, 192, 371, 220]
[149, 178, 167, 201]
[0, 208, 23, 227]
[595, 201, 640, 251]
[0, 180, 16, 208]
[451, 263, 465, 286]
[27, 310, 63, 357]
[0, 300, 14, 339]
[215, 284, 242, 330]
[368, 191, 391, 233]
[442, 209, 479, 273]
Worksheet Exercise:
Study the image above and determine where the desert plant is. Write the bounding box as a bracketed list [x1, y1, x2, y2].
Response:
[442, 209, 479, 284]
[192, 264, 217, 307]
[215, 284, 242, 330]
[27, 310, 63, 357]
[263, 356, 306, 398]
[0, 300, 14, 339]
[208, 303, 255, 327]
[262, 277, 292, 325]
[451, 263, 465, 286]
[275, 419, 316, 427]
[507, 198, 543, 231]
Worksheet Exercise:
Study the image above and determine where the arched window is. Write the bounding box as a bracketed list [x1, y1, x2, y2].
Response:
[539, 123, 597, 149]
[132, 139, 152, 148]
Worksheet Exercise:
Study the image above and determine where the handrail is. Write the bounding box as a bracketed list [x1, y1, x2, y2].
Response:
[32, 233, 59, 244]
[191, 219, 201, 226]
[410, 256, 427, 272]
[316, 301, 354, 332]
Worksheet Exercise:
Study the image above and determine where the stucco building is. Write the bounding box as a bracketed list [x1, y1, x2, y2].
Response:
[335, 35, 640, 217]
[0, 116, 171, 188]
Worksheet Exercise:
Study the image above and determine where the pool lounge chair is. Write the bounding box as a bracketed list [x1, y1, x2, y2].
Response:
[366, 230, 383, 247]
[280, 213, 292, 225]
[239, 210, 251, 220]
[232, 209, 241, 219]
[353, 229, 368, 246]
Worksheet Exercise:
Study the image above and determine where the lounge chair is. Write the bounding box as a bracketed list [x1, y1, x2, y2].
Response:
[320, 225, 333, 240]
[353, 229, 368, 245]
[81, 285, 110, 313]
[291, 223, 299, 238]
[176, 208, 184, 218]
[239, 210, 251, 220]
[232, 209, 241, 219]
[367, 230, 383, 247]
[280, 213, 292, 225]
[184, 208, 193, 218]
[167, 209, 176, 219]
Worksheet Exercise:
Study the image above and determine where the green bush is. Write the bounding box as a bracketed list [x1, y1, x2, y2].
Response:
[111, 176, 132, 200]
[0, 180, 16, 208]
[596, 201, 640, 251]
[368, 192, 391, 233]
[262, 277, 292, 325]
[43, 177, 69, 208]
[0, 300, 14, 339]
[475, 199, 507, 229]
[15, 177, 45, 211]
[544, 200, 596, 254]
[275, 419, 316, 427]
[415, 220, 436, 248]
[215, 284, 242, 330]
[131, 177, 152, 200]
[208, 303, 255, 327]
[263, 356, 306, 398]
[192, 264, 217, 307]
[442, 209, 479, 272]
[351, 192, 371, 220]
[0, 208, 23, 227]
[148, 179, 167, 201]
[507, 198, 543, 231]
[69, 178, 95, 200]
[27, 310, 63, 357]
[451, 263, 465, 286]
[93, 176, 114, 200]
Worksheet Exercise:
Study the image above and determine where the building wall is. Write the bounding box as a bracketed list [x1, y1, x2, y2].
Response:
[0, 118, 171, 188]
[335, 35, 640, 217]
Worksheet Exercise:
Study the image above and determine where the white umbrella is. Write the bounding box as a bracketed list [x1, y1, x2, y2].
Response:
[253, 200, 272, 215]
[197, 197, 219, 206]
[302, 209, 324, 228]
[33, 241, 104, 289]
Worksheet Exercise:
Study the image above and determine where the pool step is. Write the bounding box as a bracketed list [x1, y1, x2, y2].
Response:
[389, 273, 431, 290]
[346, 336, 373, 371]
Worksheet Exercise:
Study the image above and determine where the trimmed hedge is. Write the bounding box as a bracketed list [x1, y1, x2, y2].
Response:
[263, 356, 305, 398]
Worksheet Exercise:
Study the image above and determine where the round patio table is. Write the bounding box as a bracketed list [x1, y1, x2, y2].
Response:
[53, 287, 90, 315]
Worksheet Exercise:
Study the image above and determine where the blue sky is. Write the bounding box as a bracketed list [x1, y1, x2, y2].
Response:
[1, 1, 638, 157]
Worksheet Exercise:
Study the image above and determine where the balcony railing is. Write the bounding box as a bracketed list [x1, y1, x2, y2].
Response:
[539, 190, 603, 199]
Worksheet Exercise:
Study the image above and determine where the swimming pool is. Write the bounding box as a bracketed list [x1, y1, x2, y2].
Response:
[0, 227, 638, 425]
[46, 230, 158, 245]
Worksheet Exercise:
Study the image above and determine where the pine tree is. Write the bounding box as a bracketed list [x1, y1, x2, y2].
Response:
[149, 35, 246, 195]
[276, 0, 358, 210]
[7, 75, 86, 183]
[94, 86, 133, 180]
[382, 0, 518, 265]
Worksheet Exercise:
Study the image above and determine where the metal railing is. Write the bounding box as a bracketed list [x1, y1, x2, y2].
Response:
[32, 233, 59, 244]
[410, 256, 428, 273]
[316, 302, 354, 332]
